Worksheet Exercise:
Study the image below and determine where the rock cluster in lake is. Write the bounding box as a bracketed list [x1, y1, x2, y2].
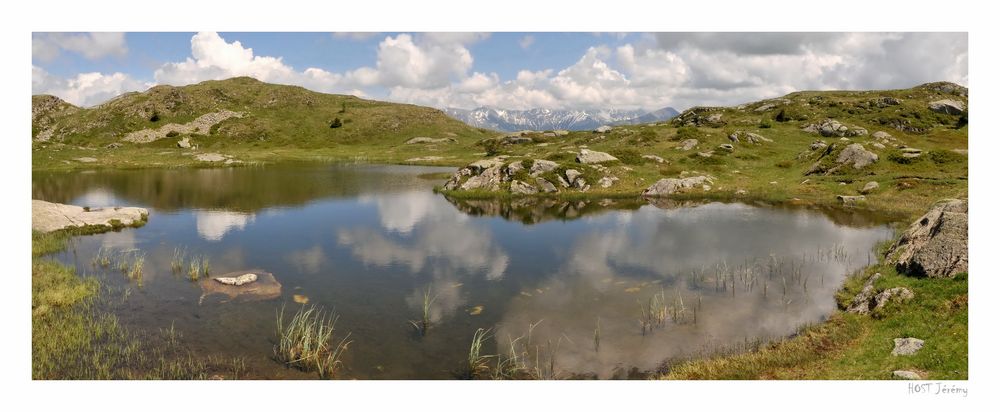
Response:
[442, 154, 622, 195]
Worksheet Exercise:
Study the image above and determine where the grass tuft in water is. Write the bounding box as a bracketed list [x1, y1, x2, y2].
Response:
[274, 304, 352, 379]
[187, 256, 202, 281]
[408, 286, 438, 336]
[170, 247, 187, 273]
[463, 327, 493, 379]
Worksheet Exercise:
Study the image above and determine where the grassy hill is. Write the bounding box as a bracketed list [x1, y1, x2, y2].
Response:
[440, 81, 968, 219]
[32, 77, 494, 170]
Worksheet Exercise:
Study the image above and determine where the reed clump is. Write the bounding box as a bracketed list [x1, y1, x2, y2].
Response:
[274, 304, 352, 379]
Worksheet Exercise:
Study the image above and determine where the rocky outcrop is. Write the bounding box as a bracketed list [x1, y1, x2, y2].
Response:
[677, 139, 699, 151]
[177, 137, 192, 149]
[860, 181, 879, 194]
[728, 131, 772, 144]
[893, 370, 922, 380]
[576, 149, 619, 164]
[886, 199, 968, 278]
[802, 119, 868, 137]
[891, 338, 924, 356]
[641, 176, 713, 197]
[32, 199, 148, 233]
[928, 99, 965, 115]
[642, 154, 665, 163]
[673, 107, 725, 127]
[836, 144, 879, 169]
[123, 110, 244, 143]
[200, 270, 281, 303]
[837, 195, 866, 205]
[405, 137, 456, 144]
[442, 158, 616, 195]
[847, 272, 914, 315]
[594, 125, 613, 133]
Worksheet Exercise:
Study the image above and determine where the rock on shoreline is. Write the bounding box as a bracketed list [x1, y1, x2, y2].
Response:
[32, 199, 148, 233]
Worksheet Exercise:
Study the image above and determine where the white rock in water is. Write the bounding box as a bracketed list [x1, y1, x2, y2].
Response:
[214, 273, 258, 286]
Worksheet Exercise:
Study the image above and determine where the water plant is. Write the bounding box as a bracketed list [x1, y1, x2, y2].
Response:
[593, 318, 601, 353]
[91, 247, 111, 268]
[639, 289, 668, 335]
[170, 247, 186, 273]
[187, 256, 202, 281]
[464, 327, 493, 379]
[408, 286, 438, 336]
[274, 304, 352, 379]
[126, 252, 145, 286]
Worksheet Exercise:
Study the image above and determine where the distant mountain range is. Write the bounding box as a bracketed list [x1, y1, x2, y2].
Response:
[443, 106, 680, 132]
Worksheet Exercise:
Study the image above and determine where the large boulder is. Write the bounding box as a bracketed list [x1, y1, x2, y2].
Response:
[32, 199, 148, 233]
[594, 125, 613, 133]
[510, 180, 538, 195]
[641, 176, 713, 197]
[891, 338, 924, 356]
[529, 159, 558, 175]
[928, 99, 965, 115]
[886, 199, 968, 278]
[836, 144, 879, 169]
[460, 165, 505, 191]
[576, 149, 618, 164]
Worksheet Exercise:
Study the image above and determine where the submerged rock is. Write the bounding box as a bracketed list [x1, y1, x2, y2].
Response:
[32, 199, 148, 233]
[200, 270, 281, 303]
[214, 273, 258, 286]
[886, 199, 968, 278]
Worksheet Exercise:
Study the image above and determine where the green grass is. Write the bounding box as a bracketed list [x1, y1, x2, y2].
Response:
[274, 304, 353, 379]
[408, 285, 438, 336]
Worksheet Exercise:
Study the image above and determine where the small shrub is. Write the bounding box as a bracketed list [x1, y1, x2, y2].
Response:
[544, 152, 574, 162]
[886, 150, 923, 165]
[610, 148, 644, 165]
[673, 126, 699, 141]
[481, 139, 502, 156]
[928, 149, 965, 164]
[165, 131, 180, 138]
[149, 112, 160, 122]
[329, 118, 343, 128]
[775, 160, 793, 168]
[758, 119, 773, 129]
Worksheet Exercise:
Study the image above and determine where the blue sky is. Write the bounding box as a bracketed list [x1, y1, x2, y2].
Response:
[32, 32, 968, 111]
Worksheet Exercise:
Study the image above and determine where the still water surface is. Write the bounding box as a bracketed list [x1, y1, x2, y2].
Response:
[33, 164, 894, 379]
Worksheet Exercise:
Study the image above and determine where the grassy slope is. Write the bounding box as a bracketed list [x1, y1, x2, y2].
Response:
[442, 82, 968, 220]
[32, 76, 494, 171]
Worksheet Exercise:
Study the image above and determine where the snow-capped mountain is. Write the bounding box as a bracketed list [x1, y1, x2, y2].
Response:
[443, 106, 679, 132]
